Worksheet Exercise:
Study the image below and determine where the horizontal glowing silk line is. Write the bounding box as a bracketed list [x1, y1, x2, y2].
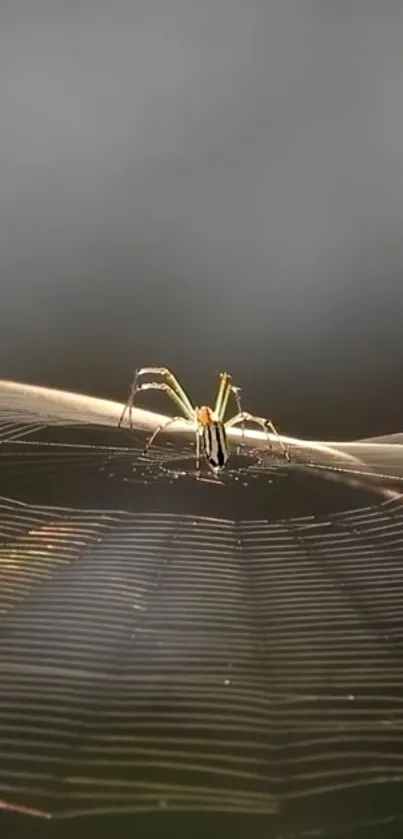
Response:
[0, 379, 381, 467]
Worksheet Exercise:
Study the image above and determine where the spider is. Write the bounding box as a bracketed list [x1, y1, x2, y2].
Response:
[117, 366, 291, 474]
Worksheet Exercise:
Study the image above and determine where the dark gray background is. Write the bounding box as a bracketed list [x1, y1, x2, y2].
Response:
[1, 1, 403, 439]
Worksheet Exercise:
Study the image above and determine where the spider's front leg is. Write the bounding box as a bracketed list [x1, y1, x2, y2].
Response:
[214, 373, 245, 454]
[118, 380, 193, 431]
[132, 367, 194, 416]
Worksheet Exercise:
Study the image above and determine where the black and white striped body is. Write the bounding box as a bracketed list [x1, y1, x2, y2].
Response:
[200, 420, 229, 472]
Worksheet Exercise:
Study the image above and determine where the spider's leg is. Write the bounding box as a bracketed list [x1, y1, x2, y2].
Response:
[118, 370, 140, 430]
[143, 416, 190, 456]
[196, 428, 201, 474]
[225, 411, 291, 462]
[225, 411, 270, 457]
[264, 419, 291, 462]
[133, 367, 194, 417]
[214, 372, 232, 421]
[230, 384, 246, 452]
[118, 367, 195, 430]
[118, 381, 194, 432]
[216, 377, 246, 452]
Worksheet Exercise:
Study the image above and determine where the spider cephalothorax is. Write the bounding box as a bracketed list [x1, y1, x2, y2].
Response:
[118, 366, 290, 473]
[196, 406, 214, 426]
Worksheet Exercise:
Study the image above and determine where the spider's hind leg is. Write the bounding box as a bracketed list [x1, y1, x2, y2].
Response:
[196, 429, 201, 475]
[143, 416, 187, 457]
[230, 385, 246, 454]
[118, 369, 141, 429]
[225, 411, 291, 463]
[264, 419, 292, 463]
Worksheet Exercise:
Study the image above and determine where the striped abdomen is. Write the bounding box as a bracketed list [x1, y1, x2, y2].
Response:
[201, 421, 229, 471]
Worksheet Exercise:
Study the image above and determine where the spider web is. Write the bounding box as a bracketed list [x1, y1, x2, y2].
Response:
[1, 383, 403, 836]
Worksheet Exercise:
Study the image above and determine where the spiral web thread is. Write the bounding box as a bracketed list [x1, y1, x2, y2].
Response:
[1, 383, 403, 831]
